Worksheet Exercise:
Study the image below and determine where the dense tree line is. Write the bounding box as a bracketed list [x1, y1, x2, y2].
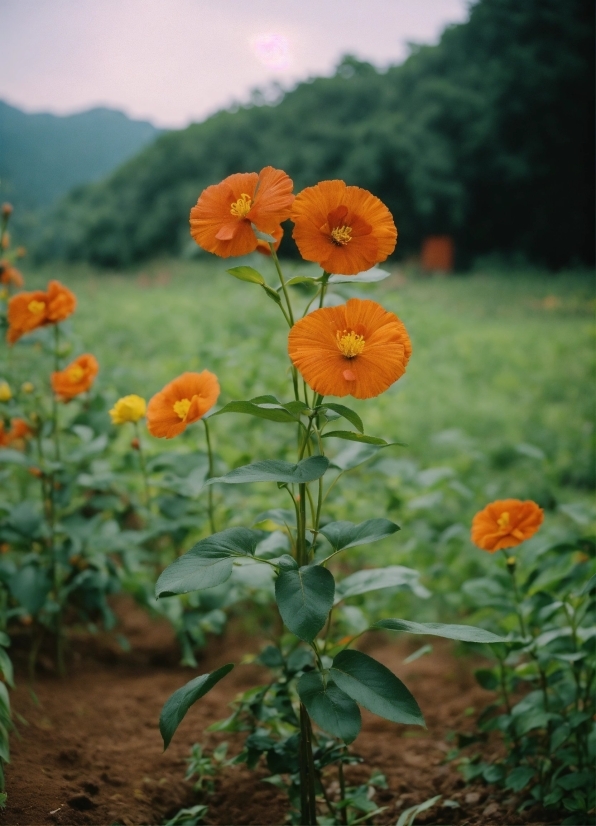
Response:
[38, 0, 594, 269]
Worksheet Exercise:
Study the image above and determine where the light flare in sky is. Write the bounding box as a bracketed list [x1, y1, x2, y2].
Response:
[251, 33, 292, 70]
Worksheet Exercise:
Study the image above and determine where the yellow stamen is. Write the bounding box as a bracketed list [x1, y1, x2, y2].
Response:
[28, 300, 45, 314]
[68, 366, 84, 384]
[336, 330, 365, 358]
[330, 225, 352, 246]
[230, 193, 253, 219]
[173, 398, 192, 420]
[497, 512, 510, 530]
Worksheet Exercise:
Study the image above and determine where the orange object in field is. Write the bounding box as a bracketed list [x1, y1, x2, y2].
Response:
[421, 236, 454, 273]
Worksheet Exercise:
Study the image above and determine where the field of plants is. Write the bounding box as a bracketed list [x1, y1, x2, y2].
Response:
[0, 0, 593, 822]
[0, 198, 594, 826]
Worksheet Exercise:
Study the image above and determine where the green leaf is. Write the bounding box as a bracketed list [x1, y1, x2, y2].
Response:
[504, 766, 535, 792]
[319, 519, 400, 552]
[318, 404, 363, 433]
[226, 266, 265, 284]
[9, 566, 51, 614]
[0, 649, 14, 688]
[262, 283, 283, 305]
[155, 527, 263, 597]
[275, 565, 335, 642]
[206, 456, 329, 486]
[297, 671, 361, 744]
[373, 618, 503, 643]
[334, 566, 429, 604]
[330, 649, 424, 726]
[214, 399, 298, 423]
[285, 275, 320, 287]
[160, 664, 234, 749]
[330, 442, 390, 471]
[396, 795, 442, 826]
[0, 449, 34, 467]
[323, 431, 394, 446]
[328, 267, 390, 284]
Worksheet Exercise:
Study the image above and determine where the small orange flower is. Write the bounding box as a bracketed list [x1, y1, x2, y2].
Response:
[0, 260, 24, 288]
[51, 354, 99, 401]
[291, 180, 397, 275]
[0, 418, 32, 449]
[471, 499, 544, 552]
[288, 298, 412, 400]
[6, 280, 76, 344]
[147, 371, 220, 439]
[45, 280, 76, 323]
[190, 167, 294, 258]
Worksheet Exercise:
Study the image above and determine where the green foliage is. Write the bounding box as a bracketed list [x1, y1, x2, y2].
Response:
[453, 541, 595, 823]
[37, 0, 594, 269]
[275, 566, 335, 641]
[0, 100, 160, 211]
[159, 664, 234, 749]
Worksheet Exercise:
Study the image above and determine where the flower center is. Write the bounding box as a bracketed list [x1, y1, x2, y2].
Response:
[330, 225, 352, 246]
[28, 300, 46, 314]
[68, 366, 85, 384]
[230, 193, 253, 219]
[336, 330, 365, 358]
[173, 398, 192, 420]
[497, 512, 510, 530]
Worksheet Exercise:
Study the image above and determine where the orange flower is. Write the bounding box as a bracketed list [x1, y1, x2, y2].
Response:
[291, 180, 397, 275]
[0, 260, 24, 288]
[288, 298, 412, 400]
[6, 280, 76, 344]
[51, 354, 99, 401]
[471, 499, 544, 552]
[45, 280, 76, 322]
[147, 371, 220, 439]
[189, 166, 294, 258]
[0, 418, 32, 449]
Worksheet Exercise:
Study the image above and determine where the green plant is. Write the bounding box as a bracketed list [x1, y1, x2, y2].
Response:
[454, 526, 595, 824]
[155, 171, 500, 825]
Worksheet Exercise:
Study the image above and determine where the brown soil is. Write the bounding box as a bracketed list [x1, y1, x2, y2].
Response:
[0, 599, 560, 826]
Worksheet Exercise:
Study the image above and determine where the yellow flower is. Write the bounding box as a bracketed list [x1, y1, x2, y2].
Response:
[0, 382, 12, 402]
[110, 394, 147, 425]
[21, 381, 34, 394]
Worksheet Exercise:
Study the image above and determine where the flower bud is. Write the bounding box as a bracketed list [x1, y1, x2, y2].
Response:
[131, 437, 140, 450]
[21, 381, 34, 394]
[0, 381, 12, 402]
[1, 204, 13, 218]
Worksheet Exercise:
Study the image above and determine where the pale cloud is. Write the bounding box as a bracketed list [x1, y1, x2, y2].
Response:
[1, 0, 469, 127]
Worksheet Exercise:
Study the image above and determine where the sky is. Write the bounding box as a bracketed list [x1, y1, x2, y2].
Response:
[2, 0, 470, 128]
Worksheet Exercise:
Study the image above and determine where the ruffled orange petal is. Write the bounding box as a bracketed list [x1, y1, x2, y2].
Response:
[51, 354, 99, 401]
[292, 180, 397, 275]
[288, 298, 411, 400]
[6, 289, 49, 344]
[248, 166, 294, 234]
[147, 371, 220, 439]
[190, 174, 259, 257]
[471, 499, 544, 552]
[46, 280, 77, 322]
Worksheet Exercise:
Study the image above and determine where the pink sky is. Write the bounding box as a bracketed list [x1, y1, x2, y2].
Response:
[2, 0, 470, 128]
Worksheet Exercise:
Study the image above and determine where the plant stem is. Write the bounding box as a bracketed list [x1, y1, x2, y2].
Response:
[338, 757, 348, 826]
[52, 325, 61, 462]
[202, 417, 216, 534]
[133, 421, 151, 508]
[318, 272, 330, 309]
[269, 244, 294, 325]
[299, 705, 318, 825]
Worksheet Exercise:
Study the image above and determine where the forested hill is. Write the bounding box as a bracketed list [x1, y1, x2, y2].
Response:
[0, 102, 161, 209]
[39, 0, 594, 269]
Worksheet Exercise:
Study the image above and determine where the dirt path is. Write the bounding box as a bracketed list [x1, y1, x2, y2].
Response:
[0, 600, 558, 825]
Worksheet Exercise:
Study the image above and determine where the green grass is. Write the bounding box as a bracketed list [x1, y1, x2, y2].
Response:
[11, 257, 595, 615]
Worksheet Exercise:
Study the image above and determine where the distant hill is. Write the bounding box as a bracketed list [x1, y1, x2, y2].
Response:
[0, 101, 161, 209]
[37, 0, 594, 269]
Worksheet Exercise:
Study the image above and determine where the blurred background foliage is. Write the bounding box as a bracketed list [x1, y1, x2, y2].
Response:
[10, 0, 593, 271]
